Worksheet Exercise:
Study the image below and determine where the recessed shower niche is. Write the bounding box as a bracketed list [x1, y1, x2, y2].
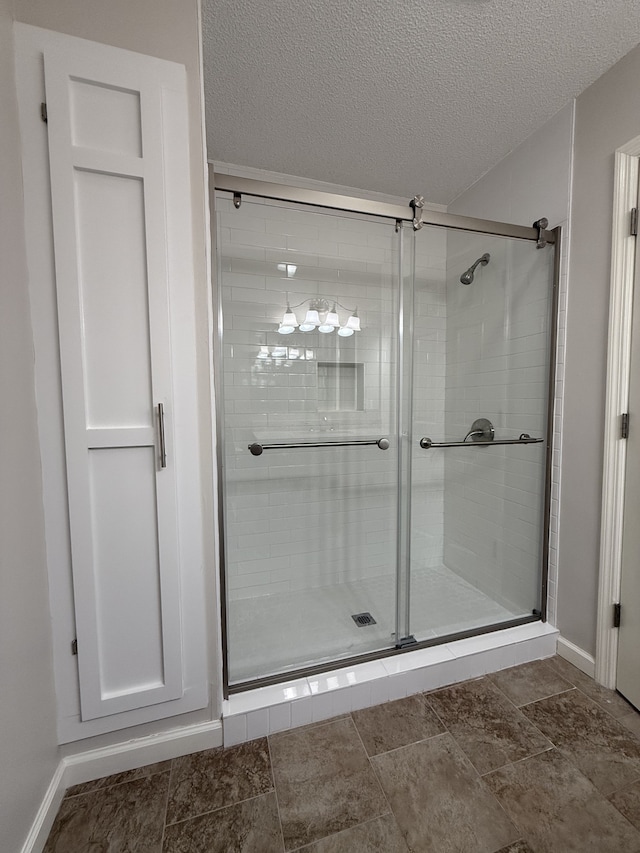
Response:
[214, 179, 557, 690]
[317, 362, 364, 412]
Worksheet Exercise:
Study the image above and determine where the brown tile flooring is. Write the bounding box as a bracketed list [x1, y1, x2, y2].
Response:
[45, 656, 640, 853]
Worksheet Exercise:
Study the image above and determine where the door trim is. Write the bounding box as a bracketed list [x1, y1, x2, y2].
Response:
[596, 139, 640, 688]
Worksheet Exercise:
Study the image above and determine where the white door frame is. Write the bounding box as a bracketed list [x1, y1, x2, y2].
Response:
[596, 137, 640, 688]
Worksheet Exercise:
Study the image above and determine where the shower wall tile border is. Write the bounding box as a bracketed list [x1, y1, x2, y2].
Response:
[221, 622, 558, 746]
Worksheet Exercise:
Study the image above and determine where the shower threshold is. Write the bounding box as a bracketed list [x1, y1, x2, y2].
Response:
[222, 621, 558, 747]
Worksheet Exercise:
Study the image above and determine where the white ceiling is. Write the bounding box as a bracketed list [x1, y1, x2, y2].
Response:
[202, 0, 640, 204]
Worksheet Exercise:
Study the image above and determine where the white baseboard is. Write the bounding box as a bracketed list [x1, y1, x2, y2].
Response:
[557, 635, 596, 678]
[20, 763, 67, 853]
[61, 719, 223, 789]
[22, 719, 223, 853]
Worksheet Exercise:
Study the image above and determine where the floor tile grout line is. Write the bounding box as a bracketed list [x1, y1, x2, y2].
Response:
[482, 676, 566, 755]
[352, 681, 449, 753]
[482, 745, 640, 845]
[285, 811, 396, 853]
[515, 678, 640, 766]
[604, 804, 640, 844]
[163, 787, 277, 829]
[348, 712, 401, 840]
[487, 664, 577, 710]
[271, 713, 396, 852]
[421, 689, 450, 732]
[364, 729, 450, 760]
[604, 772, 640, 800]
[571, 683, 637, 722]
[479, 744, 557, 779]
[266, 733, 287, 853]
[63, 766, 172, 801]
[526, 733, 635, 801]
[159, 763, 172, 851]
[510, 686, 576, 708]
[490, 691, 640, 806]
[268, 714, 350, 744]
[497, 683, 567, 753]
[547, 656, 639, 721]
[370, 712, 524, 847]
[424, 678, 558, 778]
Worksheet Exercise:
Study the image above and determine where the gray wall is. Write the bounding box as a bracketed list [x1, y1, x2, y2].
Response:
[0, 2, 59, 848]
[559, 42, 640, 656]
[3, 0, 214, 844]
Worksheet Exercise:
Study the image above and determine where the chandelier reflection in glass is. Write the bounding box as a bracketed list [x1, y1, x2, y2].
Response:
[278, 297, 361, 337]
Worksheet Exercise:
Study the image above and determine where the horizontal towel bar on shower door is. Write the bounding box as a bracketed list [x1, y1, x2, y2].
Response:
[248, 437, 390, 456]
[419, 435, 544, 449]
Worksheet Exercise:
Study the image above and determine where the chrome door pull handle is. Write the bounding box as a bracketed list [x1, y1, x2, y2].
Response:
[248, 437, 390, 456]
[419, 435, 543, 449]
[157, 403, 167, 468]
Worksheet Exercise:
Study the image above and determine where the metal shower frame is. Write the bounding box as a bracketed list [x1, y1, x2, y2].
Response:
[209, 167, 560, 697]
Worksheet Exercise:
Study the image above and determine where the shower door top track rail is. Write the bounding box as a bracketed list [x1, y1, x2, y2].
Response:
[212, 172, 557, 245]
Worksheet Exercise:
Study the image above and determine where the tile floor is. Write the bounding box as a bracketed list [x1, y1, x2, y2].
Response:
[44, 655, 640, 852]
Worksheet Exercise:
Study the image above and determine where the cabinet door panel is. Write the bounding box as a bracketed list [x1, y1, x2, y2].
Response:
[44, 40, 184, 719]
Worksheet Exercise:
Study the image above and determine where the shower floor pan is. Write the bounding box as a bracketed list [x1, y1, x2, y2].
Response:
[227, 564, 528, 685]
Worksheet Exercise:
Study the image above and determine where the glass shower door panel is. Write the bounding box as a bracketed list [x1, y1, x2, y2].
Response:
[409, 227, 554, 641]
[217, 195, 400, 684]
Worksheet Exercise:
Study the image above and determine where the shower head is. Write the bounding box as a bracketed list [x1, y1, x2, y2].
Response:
[460, 252, 490, 285]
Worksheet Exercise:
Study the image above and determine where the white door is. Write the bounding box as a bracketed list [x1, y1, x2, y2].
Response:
[43, 40, 188, 720]
[618, 178, 640, 711]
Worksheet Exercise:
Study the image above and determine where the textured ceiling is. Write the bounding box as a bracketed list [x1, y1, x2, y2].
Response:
[203, 0, 640, 204]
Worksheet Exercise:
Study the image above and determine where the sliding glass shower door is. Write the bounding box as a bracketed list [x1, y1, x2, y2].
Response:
[215, 179, 557, 691]
[216, 194, 403, 685]
[408, 225, 554, 641]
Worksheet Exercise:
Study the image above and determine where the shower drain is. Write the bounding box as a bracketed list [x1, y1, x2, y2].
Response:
[351, 612, 377, 627]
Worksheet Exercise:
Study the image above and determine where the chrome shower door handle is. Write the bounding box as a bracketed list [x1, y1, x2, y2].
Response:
[248, 437, 391, 455]
[157, 402, 167, 469]
[419, 435, 543, 449]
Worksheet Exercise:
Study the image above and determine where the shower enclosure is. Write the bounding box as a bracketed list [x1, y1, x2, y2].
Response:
[212, 171, 558, 692]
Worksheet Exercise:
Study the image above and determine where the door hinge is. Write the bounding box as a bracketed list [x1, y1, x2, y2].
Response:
[40, 102, 48, 123]
[622, 412, 630, 439]
[614, 603, 622, 628]
[632, 208, 639, 237]
[71, 638, 78, 656]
